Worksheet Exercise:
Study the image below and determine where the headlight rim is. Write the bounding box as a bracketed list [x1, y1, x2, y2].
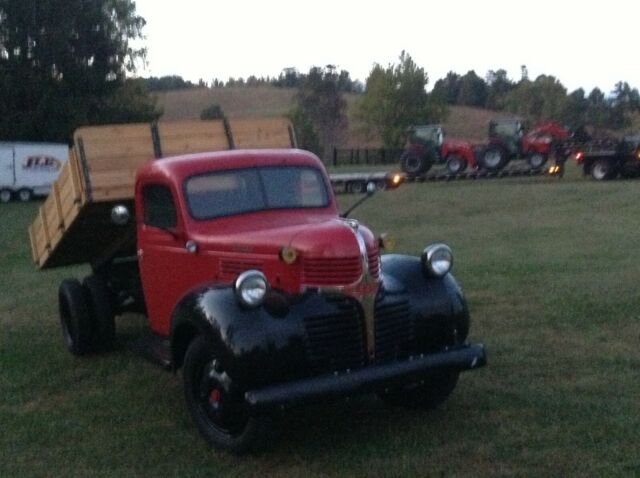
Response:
[421, 243, 453, 278]
[234, 270, 269, 308]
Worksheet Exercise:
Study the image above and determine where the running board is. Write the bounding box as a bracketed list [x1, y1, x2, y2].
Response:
[127, 334, 172, 370]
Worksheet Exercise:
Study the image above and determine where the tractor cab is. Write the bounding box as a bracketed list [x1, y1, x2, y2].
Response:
[488, 119, 524, 157]
[409, 125, 444, 148]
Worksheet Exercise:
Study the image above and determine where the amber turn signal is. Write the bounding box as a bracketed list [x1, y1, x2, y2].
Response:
[385, 173, 404, 190]
[280, 246, 298, 264]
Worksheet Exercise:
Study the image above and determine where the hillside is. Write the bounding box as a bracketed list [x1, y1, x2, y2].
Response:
[154, 86, 506, 146]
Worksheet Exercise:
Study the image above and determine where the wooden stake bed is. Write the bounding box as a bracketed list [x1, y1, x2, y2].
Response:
[29, 117, 296, 269]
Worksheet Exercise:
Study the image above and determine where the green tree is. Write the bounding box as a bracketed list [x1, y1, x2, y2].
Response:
[503, 75, 567, 122]
[560, 88, 589, 129]
[431, 71, 461, 105]
[0, 0, 158, 142]
[608, 81, 640, 129]
[290, 66, 348, 157]
[485, 69, 514, 110]
[457, 70, 487, 107]
[200, 103, 225, 120]
[354, 51, 446, 149]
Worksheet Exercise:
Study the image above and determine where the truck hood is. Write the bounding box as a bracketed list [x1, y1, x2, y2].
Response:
[189, 213, 377, 259]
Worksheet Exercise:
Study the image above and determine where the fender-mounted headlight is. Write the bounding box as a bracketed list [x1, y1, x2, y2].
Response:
[235, 270, 268, 308]
[421, 243, 453, 278]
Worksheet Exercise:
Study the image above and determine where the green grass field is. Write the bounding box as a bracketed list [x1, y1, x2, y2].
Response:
[1, 166, 639, 477]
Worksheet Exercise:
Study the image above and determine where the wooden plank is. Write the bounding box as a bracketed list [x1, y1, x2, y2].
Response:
[28, 225, 38, 265]
[159, 120, 229, 156]
[230, 118, 293, 148]
[39, 209, 51, 252]
[68, 149, 86, 205]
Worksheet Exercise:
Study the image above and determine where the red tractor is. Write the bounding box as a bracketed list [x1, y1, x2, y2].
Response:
[479, 119, 570, 171]
[400, 125, 477, 175]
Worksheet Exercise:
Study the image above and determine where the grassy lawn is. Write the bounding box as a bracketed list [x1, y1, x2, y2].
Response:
[1, 165, 639, 477]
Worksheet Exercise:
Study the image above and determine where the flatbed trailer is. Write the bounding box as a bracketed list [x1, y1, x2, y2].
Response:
[28, 117, 296, 269]
[575, 136, 640, 180]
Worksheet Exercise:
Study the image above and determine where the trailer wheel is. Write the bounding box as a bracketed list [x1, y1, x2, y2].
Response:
[378, 371, 459, 409]
[400, 151, 431, 175]
[347, 181, 366, 194]
[591, 159, 615, 180]
[445, 155, 466, 174]
[83, 275, 115, 351]
[0, 189, 11, 203]
[17, 188, 32, 202]
[527, 152, 548, 170]
[58, 279, 94, 355]
[183, 335, 274, 453]
[479, 146, 507, 171]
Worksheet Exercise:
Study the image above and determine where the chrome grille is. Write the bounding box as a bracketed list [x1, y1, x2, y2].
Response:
[302, 257, 362, 285]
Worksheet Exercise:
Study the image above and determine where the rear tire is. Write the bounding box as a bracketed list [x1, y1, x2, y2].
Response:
[479, 146, 507, 171]
[183, 335, 274, 453]
[400, 151, 431, 175]
[58, 279, 94, 355]
[591, 159, 615, 180]
[17, 188, 32, 202]
[0, 189, 11, 203]
[445, 155, 466, 174]
[83, 275, 116, 351]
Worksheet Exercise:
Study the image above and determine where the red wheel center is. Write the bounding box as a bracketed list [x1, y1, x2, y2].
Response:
[209, 388, 221, 403]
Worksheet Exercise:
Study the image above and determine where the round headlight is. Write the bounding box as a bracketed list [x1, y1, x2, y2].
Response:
[422, 243, 453, 278]
[234, 270, 268, 308]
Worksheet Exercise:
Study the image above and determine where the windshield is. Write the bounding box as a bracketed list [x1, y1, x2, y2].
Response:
[185, 166, 329, 220]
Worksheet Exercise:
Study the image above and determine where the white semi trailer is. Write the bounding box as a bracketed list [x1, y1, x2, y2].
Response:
[0, 142, 68, 203]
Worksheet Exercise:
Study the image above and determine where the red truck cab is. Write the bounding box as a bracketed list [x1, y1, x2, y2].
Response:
[58, 148, 486, 453]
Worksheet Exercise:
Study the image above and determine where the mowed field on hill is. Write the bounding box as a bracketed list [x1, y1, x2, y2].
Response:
[154, 86, 503, 146]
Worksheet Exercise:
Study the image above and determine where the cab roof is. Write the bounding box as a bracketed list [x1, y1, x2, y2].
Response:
[136, 149, 325, 184]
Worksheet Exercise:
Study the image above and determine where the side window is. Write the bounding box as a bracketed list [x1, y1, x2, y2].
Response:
[142, 184, 177, 229]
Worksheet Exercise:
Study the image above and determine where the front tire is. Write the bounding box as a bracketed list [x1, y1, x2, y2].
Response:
[445, 155, 466, 174]
[58, 279, 94, 355]
[527, 152, 548, 170]
[183, 335, 273, 453]
[378, 371, 459, 409]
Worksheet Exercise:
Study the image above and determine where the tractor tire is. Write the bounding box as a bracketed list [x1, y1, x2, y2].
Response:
[479, 146, 508, 171]
[83, 275, 116, 351]
[445, 155, 466, 174]
[590, 159, 616, 180]
[527, 152, 548, 170]
[400, 151, 431, 175]
[58, 279, 94, 356]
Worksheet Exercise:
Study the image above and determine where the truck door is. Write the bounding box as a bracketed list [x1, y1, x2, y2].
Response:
[137, 181, 220, 336]
[0, 144, 15, 193]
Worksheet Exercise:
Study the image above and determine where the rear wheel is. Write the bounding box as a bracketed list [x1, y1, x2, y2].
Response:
[445, 155, 466, 174]
[58, 279, 94, 355]
[527, 152, 548, 170]
[479, 146, 507, 171]
[17, 188, 32, 202]
[378, 371, 459, 409]
[0, 189, 11, 203]
[83, 275, 116, 351]
[591, 159, 615, 180]
[183, 335, 273, 453]
[400, 151, 431, 175]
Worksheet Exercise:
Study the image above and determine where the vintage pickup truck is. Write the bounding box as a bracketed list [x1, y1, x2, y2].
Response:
[29, 121, 486, 453]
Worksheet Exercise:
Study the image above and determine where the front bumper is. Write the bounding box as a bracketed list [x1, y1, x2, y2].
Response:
[245, 342, 486, 411]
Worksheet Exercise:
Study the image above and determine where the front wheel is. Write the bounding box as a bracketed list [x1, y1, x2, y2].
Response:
[183, 336, 273, 453]
[0, 189, 12, 203]
[378, 371, 459, 409]
[527, 152, 548, 170]
[58, 279, 94, 355]
[446, 155, 466, 174]
[591, 159, 615, 180]
[17, 188, 32, 202]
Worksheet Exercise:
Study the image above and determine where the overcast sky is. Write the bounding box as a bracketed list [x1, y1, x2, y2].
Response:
[133, 0, 638, 94]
